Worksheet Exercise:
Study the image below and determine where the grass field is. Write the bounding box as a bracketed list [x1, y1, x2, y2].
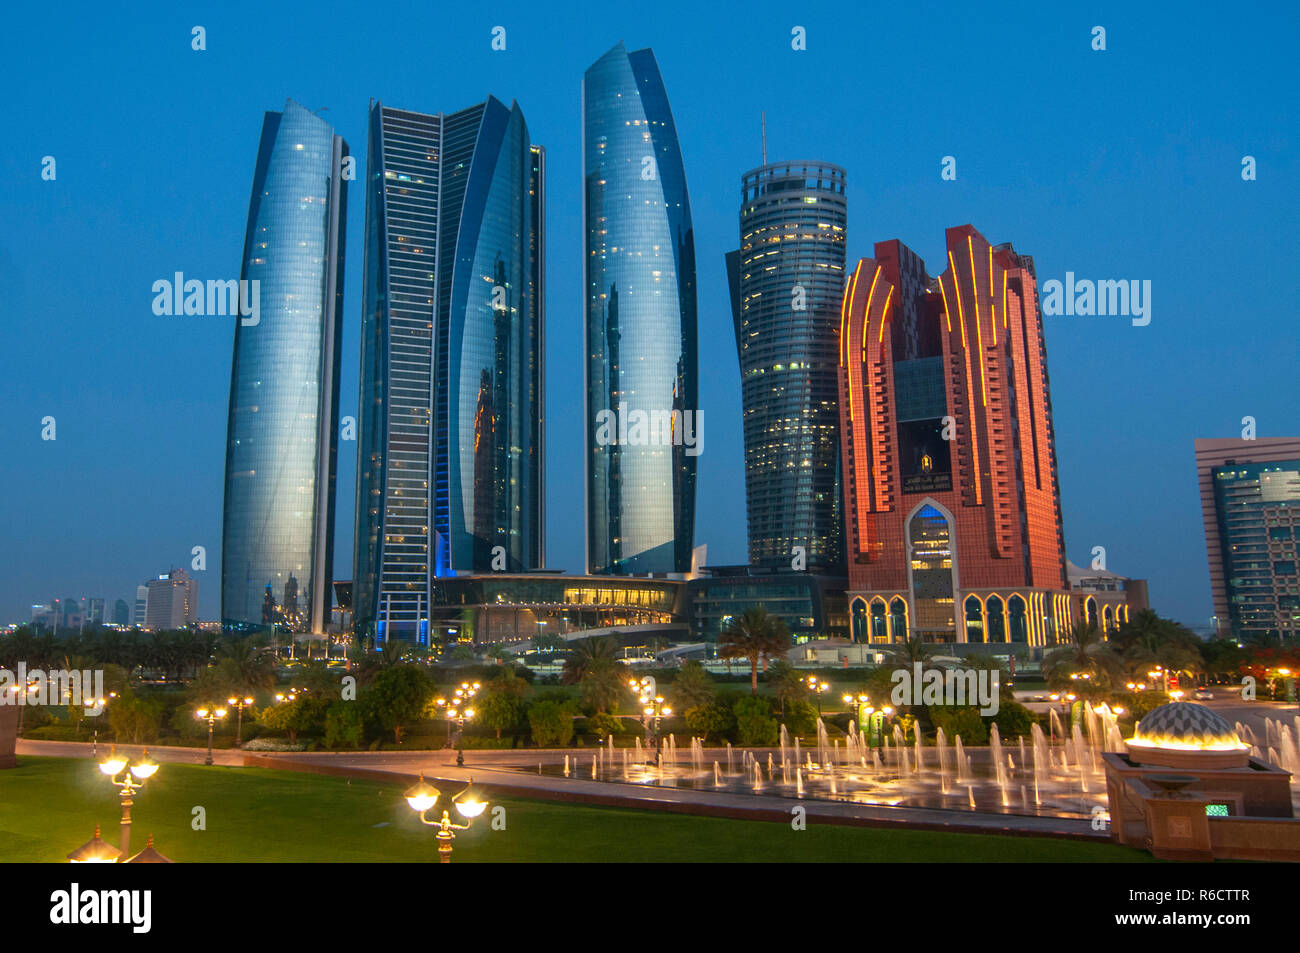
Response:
[0, 756, 1158, 863]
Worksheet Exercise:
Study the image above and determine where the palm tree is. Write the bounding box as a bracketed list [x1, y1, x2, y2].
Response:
[216, 637, 276, 694]
[879, 636, 933, 669]
[1113, 609, 1203, 685]
[718, 606, 792, 696]
[562, 636, 619, 685]
[1041, 621, 1122, 692]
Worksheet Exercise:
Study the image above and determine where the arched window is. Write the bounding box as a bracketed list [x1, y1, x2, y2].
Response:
[1102, 605, 1114, 634]
[1085, 596, 1098, 628]
[986, 595, 1006, 643]
[965, 595, 984, 643]
[870, 599, 888, 642]
[908, 503, 956, 640]
[890, 598, 908, 642]
[851, 598, 867, 643]
[1008, 595, 1028, 643]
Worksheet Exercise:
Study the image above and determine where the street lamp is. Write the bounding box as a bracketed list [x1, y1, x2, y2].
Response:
[98, 747, 158, 857]
[404, 773, 489, 863]
[804, 676, 830, 716]
[194, 707, 227, 765]
[435, 682, 479, 766]
[630, 676, 670, 758]
[226, 696, 255, 748]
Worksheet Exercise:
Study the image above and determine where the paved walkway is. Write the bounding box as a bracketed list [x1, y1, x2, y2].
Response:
[15, 739, 244, 766]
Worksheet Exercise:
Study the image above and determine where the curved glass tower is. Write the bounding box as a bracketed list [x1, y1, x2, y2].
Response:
[354, 97, 544, 641]
[584, 42, 698, 575]
[221, 99, 348, 634]
[726, 162, 846, 572]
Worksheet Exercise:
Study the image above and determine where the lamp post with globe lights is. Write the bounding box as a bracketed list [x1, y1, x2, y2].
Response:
[195, 706, 227, 765]
[98, 747, 158, 857]
[226, 696, 256, 747]
[435, 682, 479, 766]
[404, 773, 489, 863]
[804, 676, 830, 716]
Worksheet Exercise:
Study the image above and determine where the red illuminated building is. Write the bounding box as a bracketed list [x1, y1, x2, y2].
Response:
[837, 225, 1103, 646]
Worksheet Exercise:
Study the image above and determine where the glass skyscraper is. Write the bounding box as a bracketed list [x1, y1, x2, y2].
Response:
[1196, 438, 1300, 641]
[726, 161, 846, 572]
[221, 100, 347, 635]
[583, 42, 698, 575]
[354, 97, 545, 642]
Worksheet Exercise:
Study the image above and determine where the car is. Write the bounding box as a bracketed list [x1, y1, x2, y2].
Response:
[1194, 688, 1213, 700]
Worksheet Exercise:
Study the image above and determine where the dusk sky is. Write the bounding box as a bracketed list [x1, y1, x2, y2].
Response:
[2, 0, 1296, 630]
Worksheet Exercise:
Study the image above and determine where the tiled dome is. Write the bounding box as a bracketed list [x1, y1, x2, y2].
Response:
[1129, 702, 1245, 751]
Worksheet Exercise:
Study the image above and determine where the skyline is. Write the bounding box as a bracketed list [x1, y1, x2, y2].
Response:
[3, 1, 1298, 630]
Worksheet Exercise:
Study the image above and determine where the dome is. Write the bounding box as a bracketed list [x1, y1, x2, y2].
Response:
[1129, 702, 1246, 752]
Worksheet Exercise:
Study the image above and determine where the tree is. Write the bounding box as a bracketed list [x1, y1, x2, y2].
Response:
[527, 699, 576, 747]
[214, 637, 276, 694]
[718, 607, 792, 695]
[1041, 621, 1122, 692]
[533, 630, 565, 653]
[562, 635, 619, 684]
[668, 660, 715, 710]
[107, 693, 163, 745]
[684, 703, 735, 742]
[732, 696, 779, 746]
[1113, 610, 1204, 683]
[258, 696, 327, 745]
[324, 702, 365, 748]
[363, 665, 432, 745]
[766, 659, 807, 715]
[479, 692, 522, 739]
[579, 659, 629, 714]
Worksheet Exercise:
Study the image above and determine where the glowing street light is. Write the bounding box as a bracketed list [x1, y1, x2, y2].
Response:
[98, 747, 158, 857]
[804, 676, 830, 716]
[403, 773, 490, 863]
[67, 825, 122, 864]
[195, 706, 227, 765]
[226, 696, 256, 748]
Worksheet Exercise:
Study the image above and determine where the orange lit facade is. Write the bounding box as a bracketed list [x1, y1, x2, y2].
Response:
[838, 225, 1078, 646]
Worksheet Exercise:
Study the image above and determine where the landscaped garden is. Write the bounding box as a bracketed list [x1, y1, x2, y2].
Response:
[0, 757, 1160, 863]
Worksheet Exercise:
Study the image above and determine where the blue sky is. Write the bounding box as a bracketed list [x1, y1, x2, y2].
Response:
[1, 0, 1296, 629]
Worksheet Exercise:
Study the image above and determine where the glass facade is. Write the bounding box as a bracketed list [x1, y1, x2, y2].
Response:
[727, 162, 846, 571]
[584, 43, 697, 575]
[686, 570, 848, 642]
[1211, 461, 1300, 641]
[221, 100, 347, 634]
[355, 98, 544, 641]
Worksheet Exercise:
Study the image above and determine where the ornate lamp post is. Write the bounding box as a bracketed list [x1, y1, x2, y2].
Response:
[804, 677, 830, 716]
[195, 706, 227, 765]
[435, 682, 479, 766]
[404, 773, 489, 863]
[226, 696, 255, 747]
[98, 747, 158, 857]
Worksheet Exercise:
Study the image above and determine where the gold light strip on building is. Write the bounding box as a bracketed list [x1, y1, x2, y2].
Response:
[1001, 268, 1009, 330]
[861, 265, 882, 355]
[969, 236, 988, 406]
[877, 286, 894, 342]
[840, 261, 863, 366]
[987, 244, 997, 346]
[947, 251, 967, 350]
[938, 273, 953, 332]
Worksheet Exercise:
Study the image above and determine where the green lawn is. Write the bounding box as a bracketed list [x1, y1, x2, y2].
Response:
[0, 756, 1158, 863]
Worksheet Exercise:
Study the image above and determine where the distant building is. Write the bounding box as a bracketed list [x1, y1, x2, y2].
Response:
[686, 566, 848, 643]
[427, 573, 686, 648]
[1066, 561, 1148, 635]
[87, 597, 106, 625]
[145, 569, 198, 630]
[221, 99, 349, 636]
[112, 599, 131, 627]
[354, 96, 545, 642]
[133, 585, 149, 628]
[584, 42, 698, 575]
[726, 160, 847, 573]
[838, 226, 1073, 647]
[1195, 437, 1300, 641]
